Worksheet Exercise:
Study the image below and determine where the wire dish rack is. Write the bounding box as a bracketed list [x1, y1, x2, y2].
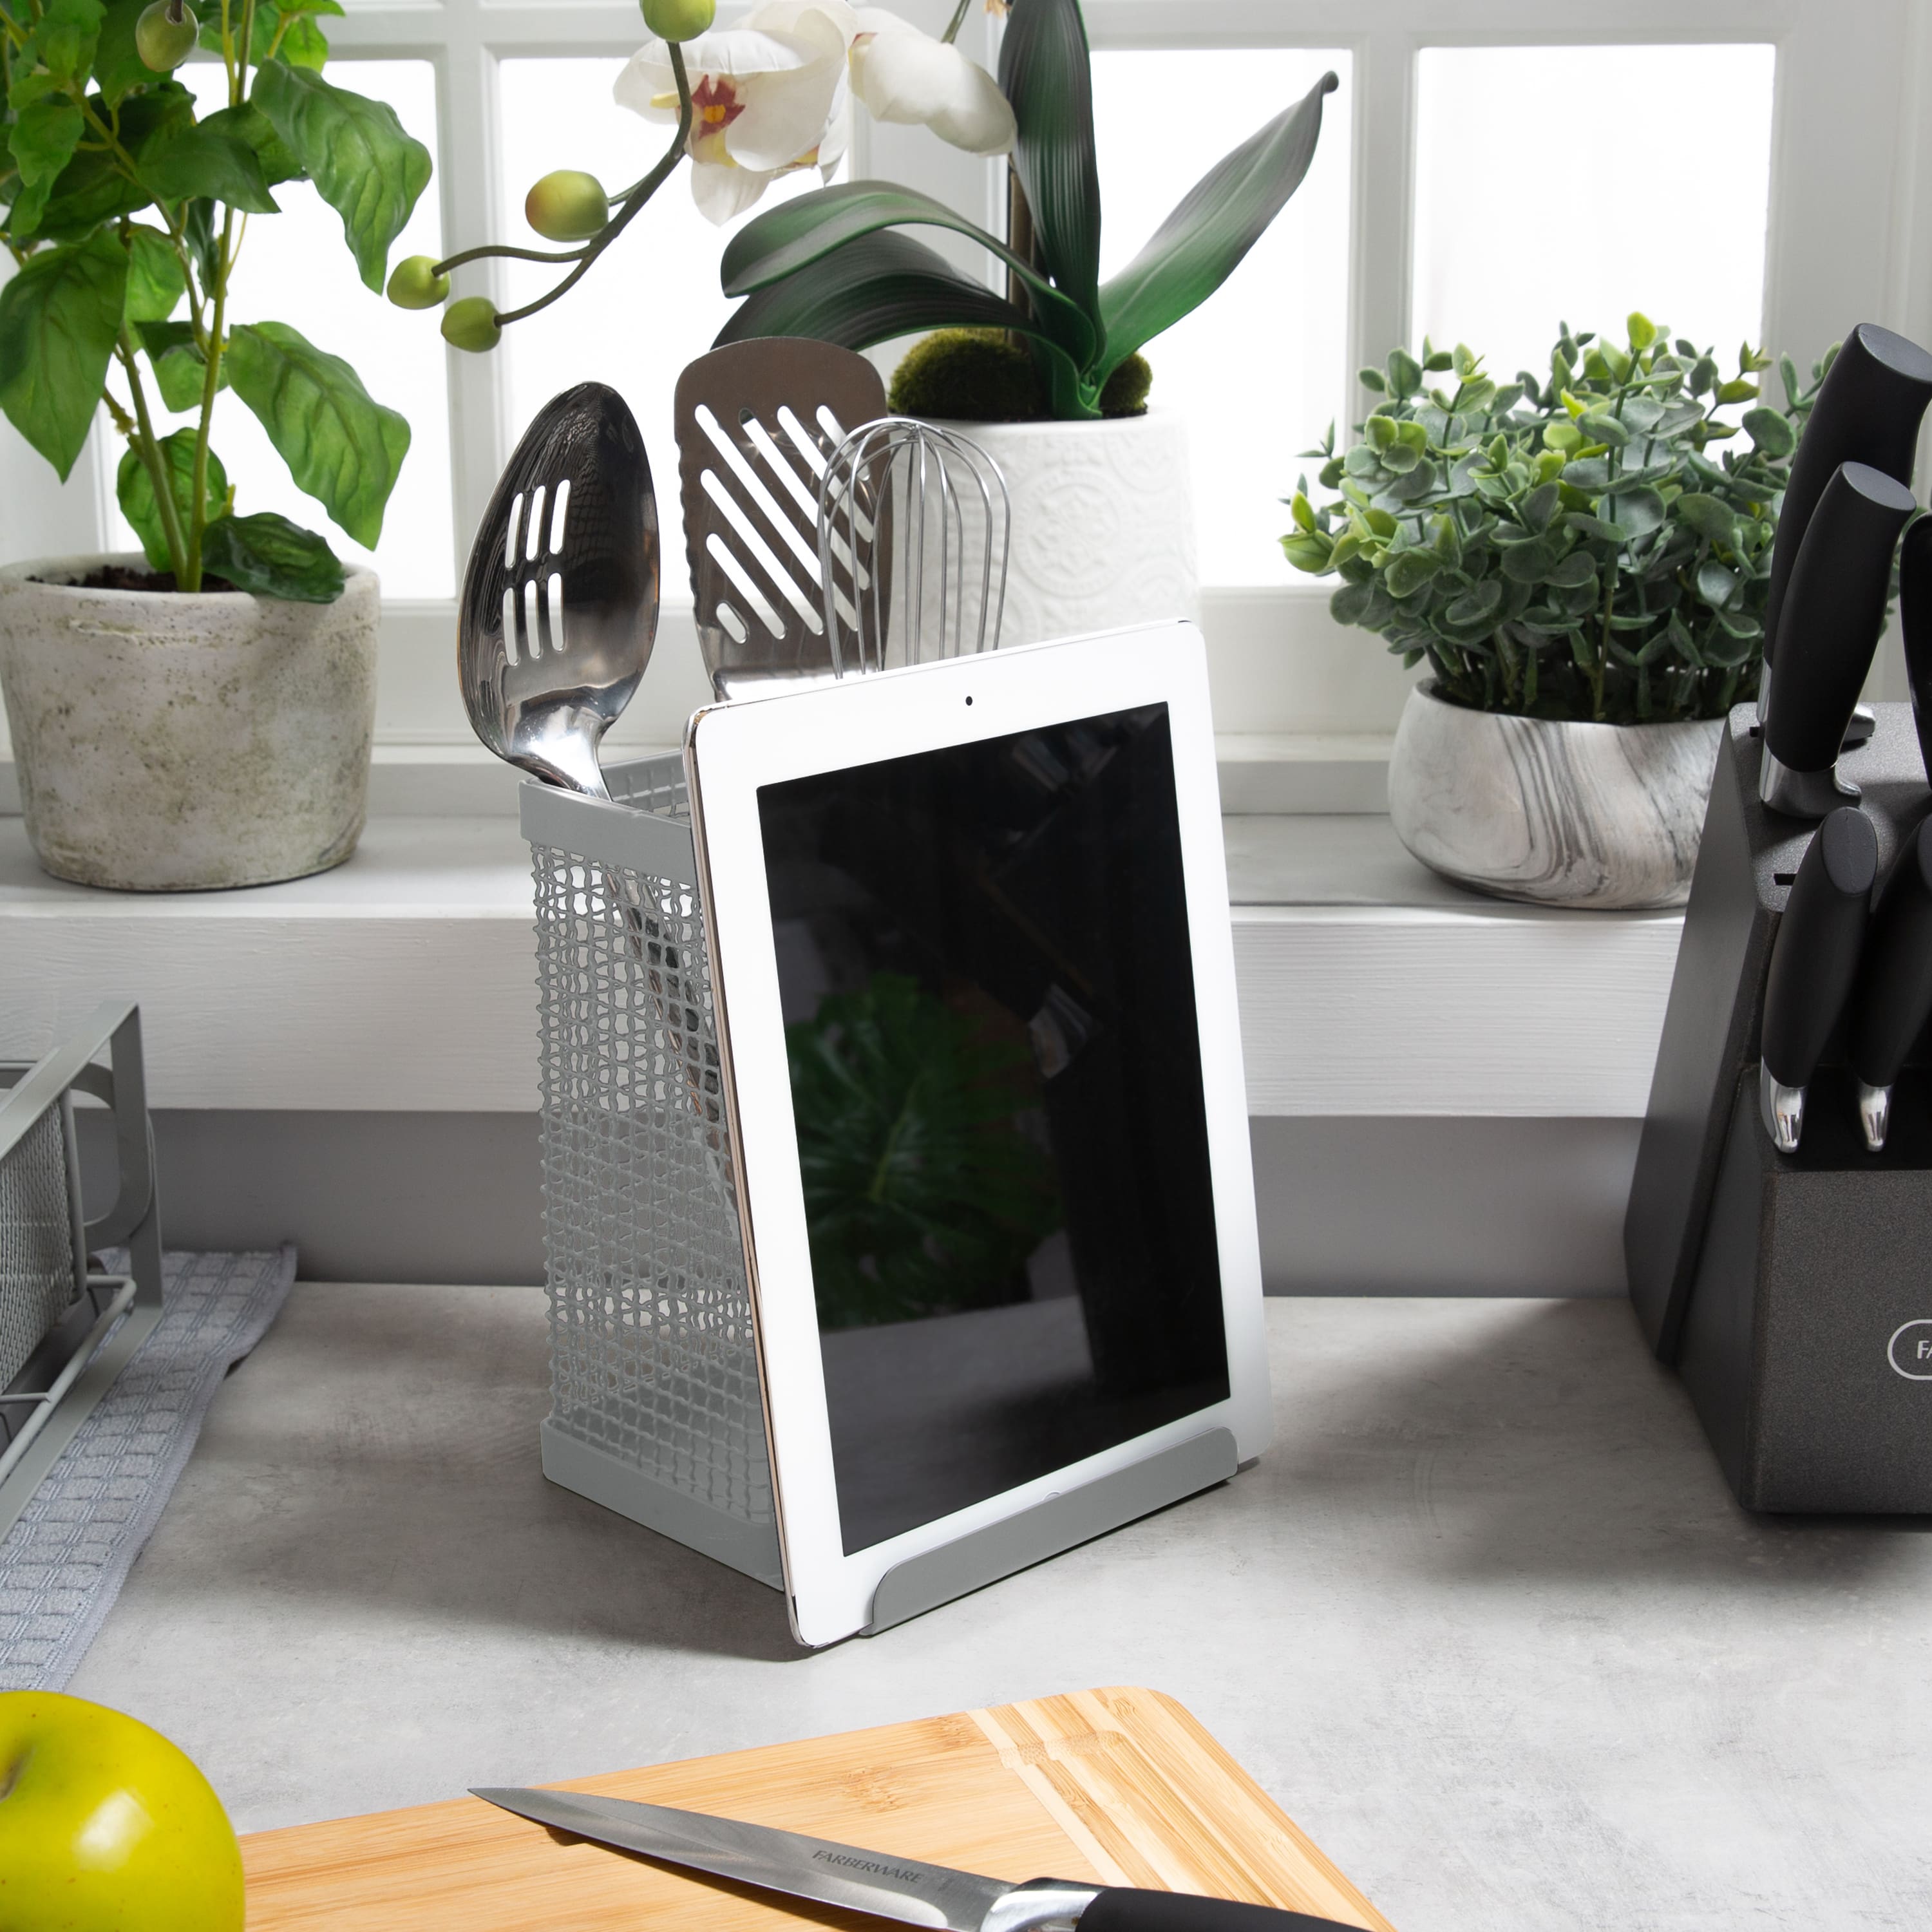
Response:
[524, 755, 781, 1586]
[0, 1002, 164, 1540]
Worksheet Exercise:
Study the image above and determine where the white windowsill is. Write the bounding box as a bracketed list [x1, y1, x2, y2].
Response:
[0, 809, 1680, 1119]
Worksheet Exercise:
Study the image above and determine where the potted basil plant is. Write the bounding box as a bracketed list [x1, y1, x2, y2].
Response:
[0, 0, 429, 889]
[1284, 316, 1828, 909]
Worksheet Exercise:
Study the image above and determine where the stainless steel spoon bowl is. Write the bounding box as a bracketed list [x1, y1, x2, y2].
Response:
[460, 381, 658, 799]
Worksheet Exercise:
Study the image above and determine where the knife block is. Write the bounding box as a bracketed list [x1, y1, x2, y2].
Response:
[1678, 1065, 1932, 1512]
[1625, 701, 1932, 1510]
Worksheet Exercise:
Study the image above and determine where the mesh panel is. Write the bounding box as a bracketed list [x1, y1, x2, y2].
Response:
[531, 765, 774, 1527]
[0, 1106, 78, 1388]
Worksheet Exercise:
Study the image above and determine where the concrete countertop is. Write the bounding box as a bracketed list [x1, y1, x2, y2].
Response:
[68, 1287, 1930, 1932]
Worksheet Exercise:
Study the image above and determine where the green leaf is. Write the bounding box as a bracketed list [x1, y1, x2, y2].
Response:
[1742, 406, 1795, 458]
[0, 230, 126, 478]
[1577, 410, 1629, 448]
[33, 84, 189, 240]
[182, 196, 220, 290]
[1444, 580, 1502, 627]
[719, 179, 1094, 365]
[1099, 71, 1335, 372]
[13, 0, 103, 90]
[91, 0, 153, 104]
[998, 0, 1101, 332]
[787, 974, 1061, 1329]
[8, 98, 84, 192]
[135, 317, 219, 410]
[199, 101, 305, 187]
[1383, 550, 1437, 598]
[115, 426, 226, 569]
[124, 223, 185, 322]
[251, 63, 431, 292]
[226, 321, 409, 545]
[1676, 492, 1738, 547]
[203, 509, 345, 600]
[1617, 486, 1667, 538]
[1696, 558, 1739, 609]
[1385, 347, 1421, 398]
[718, 230, 1088, 410]
[1544, 551, 1598, 589]
[1330, 579, 1377, 626]
[1500, 535, 1563, 583]
[137, 122, 279, 213]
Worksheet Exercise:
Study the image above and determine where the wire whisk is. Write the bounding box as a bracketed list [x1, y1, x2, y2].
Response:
[815, 419, 1010, 676]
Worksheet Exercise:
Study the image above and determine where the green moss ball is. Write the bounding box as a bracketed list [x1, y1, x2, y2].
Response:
[1099, 353, 1152, 418]
[889, 330, 1046, 422]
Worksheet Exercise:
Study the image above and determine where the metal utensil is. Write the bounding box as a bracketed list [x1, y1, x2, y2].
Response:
[817, 417, 1009, 676]
[459, 381, 658, 800]
[471, 1788, 1360, 1932]
[675, 339, 889, 696]
[460, 383, 731, 1205]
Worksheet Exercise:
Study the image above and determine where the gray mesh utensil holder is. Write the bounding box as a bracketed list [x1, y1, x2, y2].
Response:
[523, 753, 782, 1588]
[0, 1001, 164, 1541]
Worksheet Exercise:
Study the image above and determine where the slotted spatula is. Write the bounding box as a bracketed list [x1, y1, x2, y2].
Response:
[675, 339, 891, 694]
[460, 383, 732, 1204]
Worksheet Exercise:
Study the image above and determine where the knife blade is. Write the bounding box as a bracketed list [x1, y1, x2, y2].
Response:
[1757, 462, 1915, 817]
[1757, 803, 1879, 1150]
[471, 1786, 1365, 1932]
[1845, 815, 1932, 1150]
[1760, 321, 1932, 710]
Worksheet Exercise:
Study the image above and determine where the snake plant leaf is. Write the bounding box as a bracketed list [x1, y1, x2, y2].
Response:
[1099, 71, 1337, 373]
[0, 230, 127, 478]
[226, 320, 410, 546]
[203, 510, 346, 601]
[787, 973, 1062, 1331]
[720, 179, 1096, 367]
[998, 0, 1102, 334]
[115, 428, 227, 570]
[137, 121, 280, 214]
[252, 62, 431, 292]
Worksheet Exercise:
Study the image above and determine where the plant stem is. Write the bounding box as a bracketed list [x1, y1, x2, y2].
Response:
[431, 240, 583, 274]
[117, 332, 189, 578]
[185, 207, 237, 589]
[489, 43, 694, 328]
[942, 0, 972, 43]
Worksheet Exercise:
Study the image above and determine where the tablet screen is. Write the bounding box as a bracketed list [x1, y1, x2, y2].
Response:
[757, 702, 1230, 1554]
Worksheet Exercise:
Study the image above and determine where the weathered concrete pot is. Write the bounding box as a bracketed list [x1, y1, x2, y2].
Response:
[933, 412, 1198, 646]
[1388, 681, 1725, 910]
[0, 554, 378, 891]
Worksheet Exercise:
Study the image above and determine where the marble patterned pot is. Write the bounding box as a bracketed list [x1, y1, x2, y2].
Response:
[1387, 682, 1724, 910]
[0, 554, 379, 891]
[931, 412, 1198, 647]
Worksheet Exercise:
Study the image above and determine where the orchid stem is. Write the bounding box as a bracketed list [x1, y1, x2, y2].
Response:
[942, 0, 972, 43]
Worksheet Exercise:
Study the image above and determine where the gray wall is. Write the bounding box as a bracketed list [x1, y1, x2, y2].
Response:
[82, 1110, 1638, 1294]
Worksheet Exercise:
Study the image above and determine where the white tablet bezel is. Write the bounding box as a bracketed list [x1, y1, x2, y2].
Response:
[686, 620, 1270, 1647]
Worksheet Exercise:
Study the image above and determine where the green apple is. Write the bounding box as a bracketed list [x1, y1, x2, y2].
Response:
[642, 0, 715, 39]
[441, 296, 503, 353]
[134, 0, 198, 70]
[524, 169, 610, 242]
[386, 253, 450, 310]
[0, 1691, 245, 1931]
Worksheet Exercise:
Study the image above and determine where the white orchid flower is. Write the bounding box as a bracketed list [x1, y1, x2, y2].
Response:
[615, 2, 859, 224]
[849, 7, 1015, 155]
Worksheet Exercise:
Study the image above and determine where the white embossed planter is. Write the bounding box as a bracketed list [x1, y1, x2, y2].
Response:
[0, 554, 379, 892]
[933, 412, 1198, 646]
[1388, 682, 1724, 910]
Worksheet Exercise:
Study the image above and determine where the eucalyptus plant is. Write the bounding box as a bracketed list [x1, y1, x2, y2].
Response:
[718, 0, 1337, 420]
[1283, 316, 1830, 724]
[0, 0, 431, 598]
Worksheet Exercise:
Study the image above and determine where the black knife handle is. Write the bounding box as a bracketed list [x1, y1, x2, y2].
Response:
[1764, 321, 1932, 661]
[1761, 805, 1879, 1087]
[1848, 815, 1932, 1087]
[1902, 515, 1932, 784]
[1079, 1888, 1363, 1932]
[1760, 462, 1915, 775]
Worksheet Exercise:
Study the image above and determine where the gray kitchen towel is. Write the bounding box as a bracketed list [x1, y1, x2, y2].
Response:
[0, 1247, 296, 1691]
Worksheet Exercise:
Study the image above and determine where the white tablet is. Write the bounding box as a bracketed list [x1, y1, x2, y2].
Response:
[686, 621, 1269, 1647]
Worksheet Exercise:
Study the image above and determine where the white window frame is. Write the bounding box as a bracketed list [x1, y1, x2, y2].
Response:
[5, 0, 1929, 785]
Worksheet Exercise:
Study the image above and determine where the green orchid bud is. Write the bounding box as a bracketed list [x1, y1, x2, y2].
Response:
[135, 0, 198, 70]
[386, 255, 450, 310]
[524, 170, 611, 243]
[442, 297, 502, 354]
[641, 0, 716, 39]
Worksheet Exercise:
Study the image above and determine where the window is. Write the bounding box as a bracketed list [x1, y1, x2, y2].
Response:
[5, 1, 1922, 758]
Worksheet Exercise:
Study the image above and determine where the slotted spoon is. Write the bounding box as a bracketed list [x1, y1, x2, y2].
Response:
[460, 383, 732, 1204]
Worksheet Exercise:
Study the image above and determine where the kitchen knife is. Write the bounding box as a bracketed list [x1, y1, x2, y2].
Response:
[1900, 515, 1932, 784]
[471, 1786, 1364, 1932]
[1757, 462, 1915, 817]
[1845, 816, 1932, 1150]
[1758, 804, 1879, 1151]
[1760, 321, 1932, 713]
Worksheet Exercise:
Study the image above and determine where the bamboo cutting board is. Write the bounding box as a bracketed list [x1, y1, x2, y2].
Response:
[240, 1687, 1395, 1932]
